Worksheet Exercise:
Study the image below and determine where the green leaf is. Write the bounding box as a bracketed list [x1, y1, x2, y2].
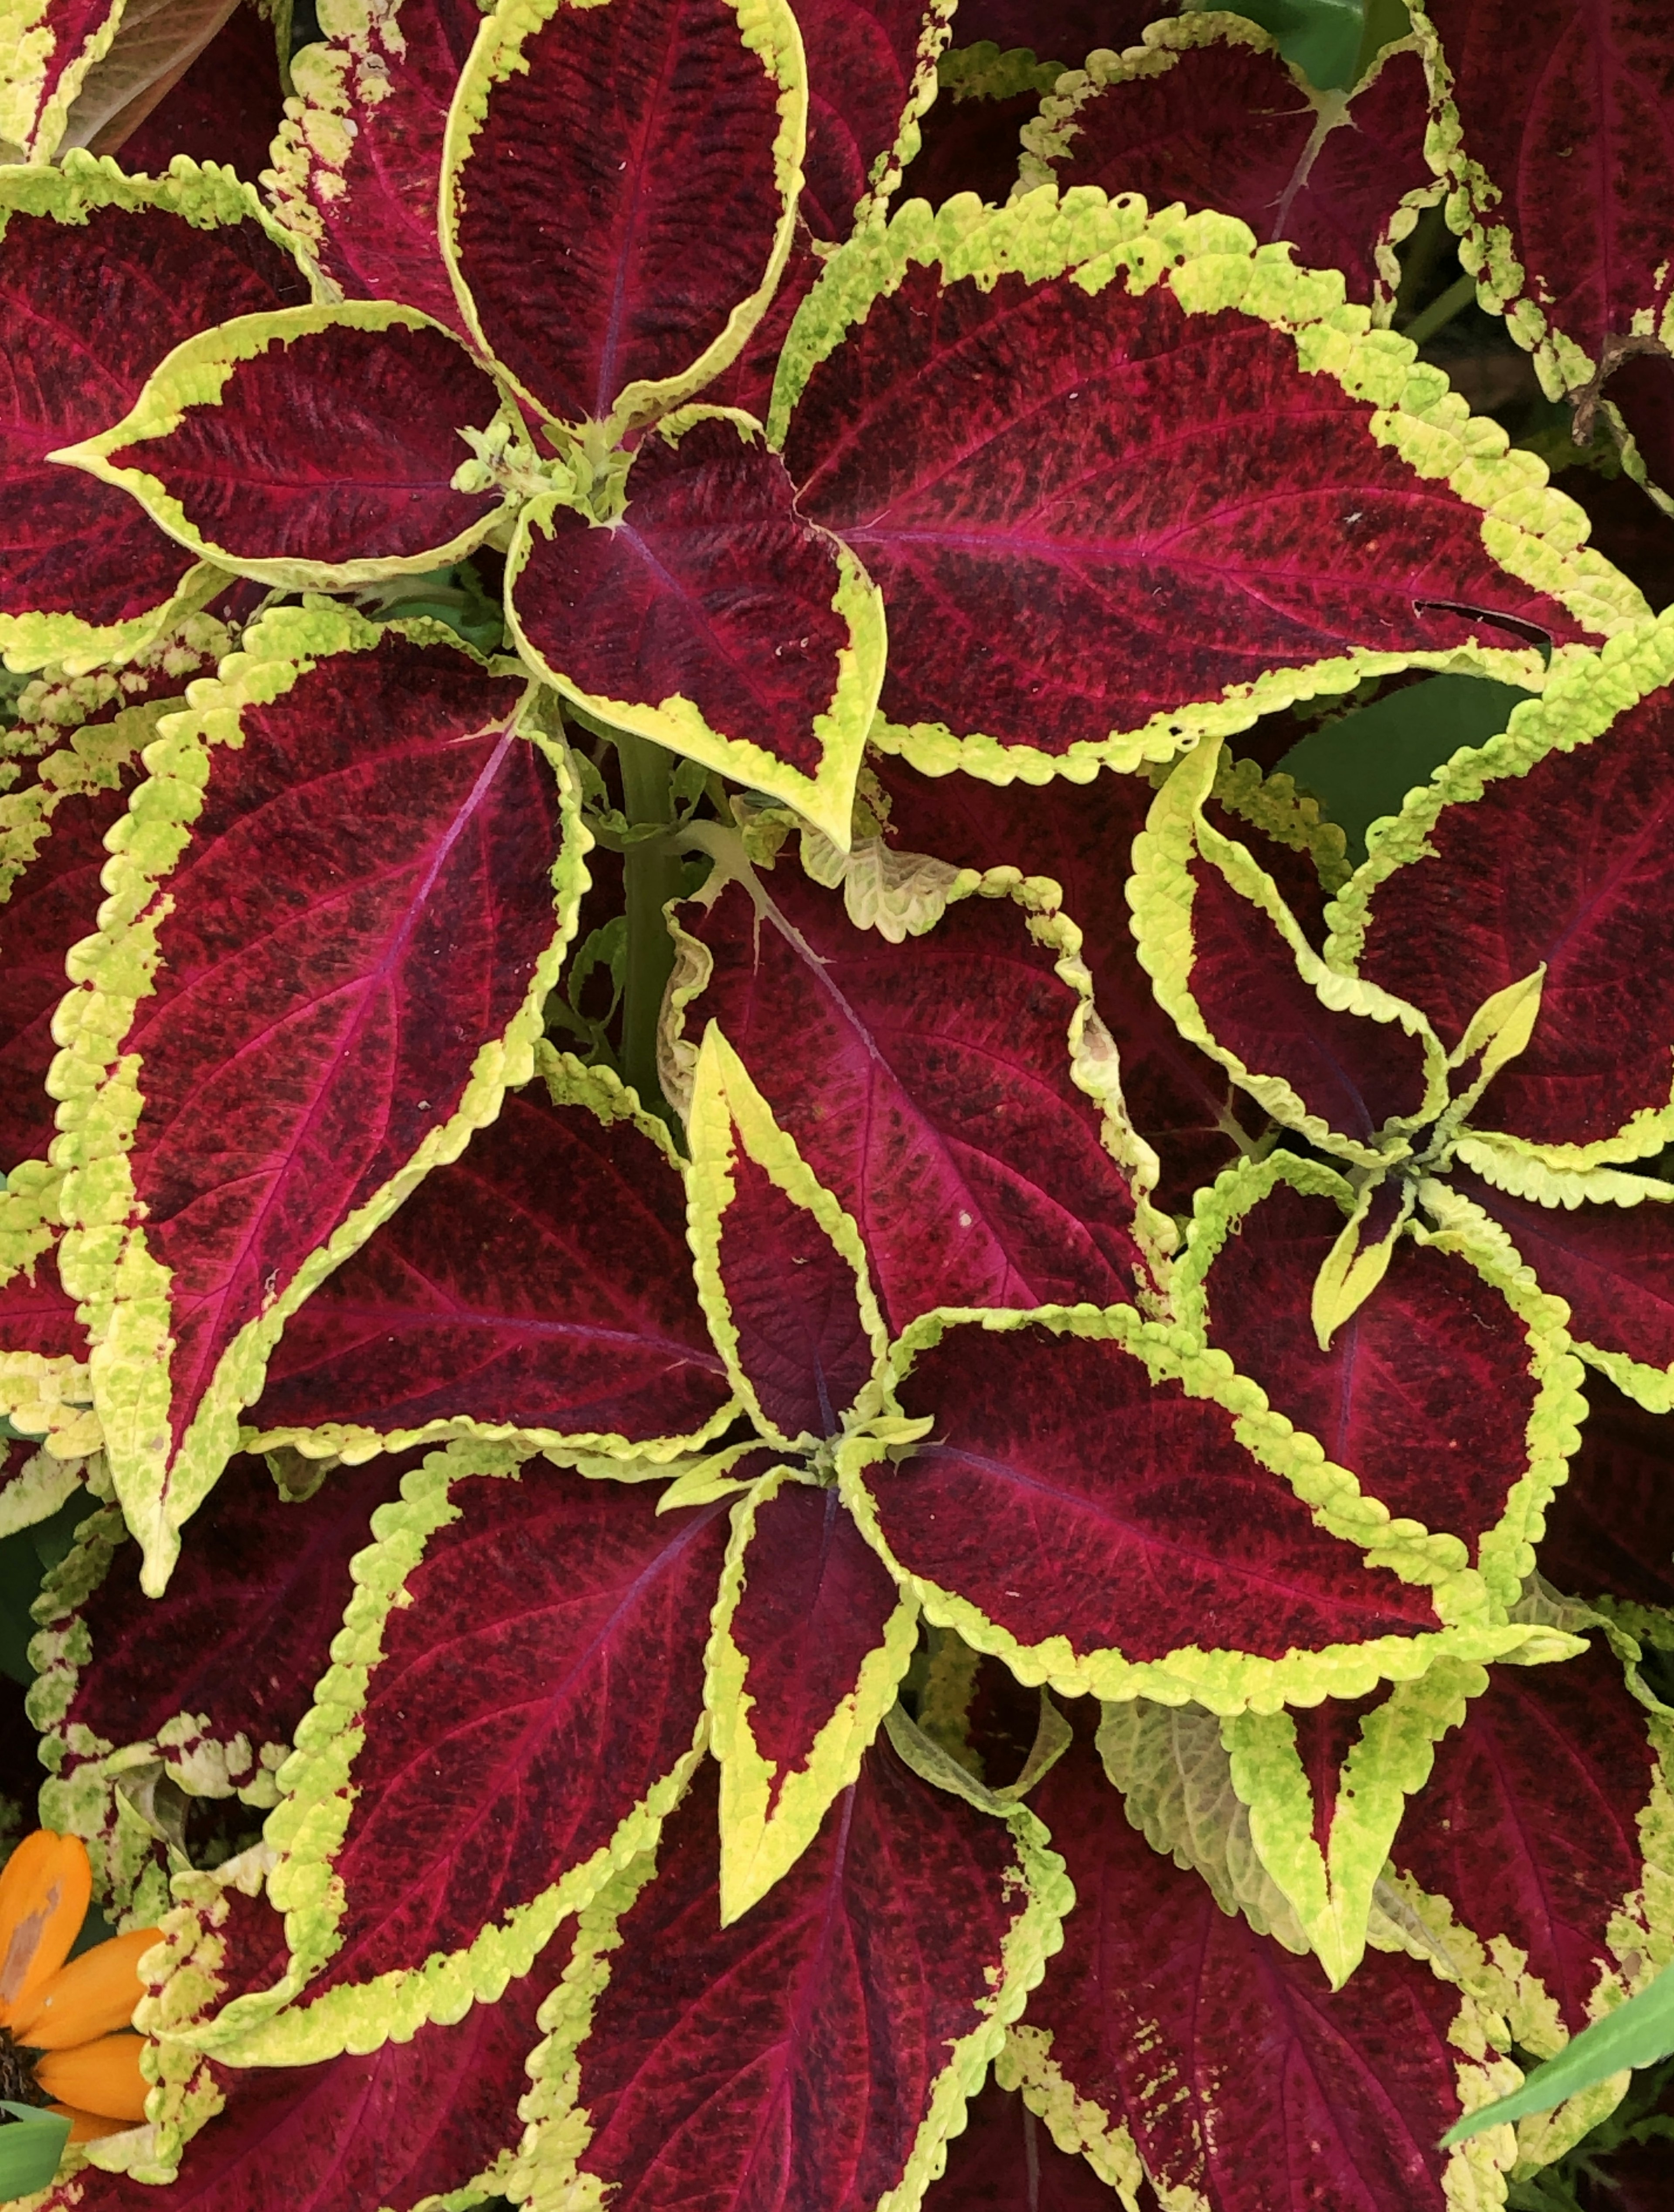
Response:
[0, 2101, 70, 2196]
[1215, 0, 1368, 89]
[1443, 1963, 1674, 2144]
[1277, 675, 1534, 863]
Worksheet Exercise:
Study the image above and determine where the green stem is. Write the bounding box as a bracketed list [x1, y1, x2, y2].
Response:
[1401, 269, 1477, 350]
[615, 732, 682, 1114]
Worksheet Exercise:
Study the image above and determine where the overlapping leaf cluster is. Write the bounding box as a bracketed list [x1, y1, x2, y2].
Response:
[1, 0, 1673, 2206]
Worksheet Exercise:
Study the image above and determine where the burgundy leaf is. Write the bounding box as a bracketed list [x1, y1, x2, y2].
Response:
[50, 1946, 557, 2212]
[61, 628, 566, 1509]
[1393, 1639, 1657, 2035]
[1539, 1372, 1674, 1615]
[1198, 1177, 1539, 1551]
[540, 1745, 1045, 2212]
[785, 262, 1583, 760]
[1553, 464, 1674, 613]
[511, 419, 857, 782]
[450, 0, 793, 424]
[703, 227, 825, 419]
[103, 0, 284, 178]
[678, 861, 1143, 1333]
[927, 2075, 1127, 2210]
[1038, 35, 1433, 308]
[1024, 1715, 1492, 2211]
[105, 318, 505, 571]
[1424, 0, 1674, 371]
[1187, 854, 1429, 1142]
[727, 1480, 904, 1801]
[1450, 1167, 1674, 1380]
[50, 1452, 413, 1782]
[1609, 349, 1674, 503]
[250, 1077, 731, 1451]
[867, 1319, 1440, 1668]
[1356, 688, 1674, 1149]
[286, 1472, 728, 2006]
[797, 0, 945, 239]
[267, 0, 483, 333]
[868, 756, 1266, 1208]
[0, 190, 305, 632]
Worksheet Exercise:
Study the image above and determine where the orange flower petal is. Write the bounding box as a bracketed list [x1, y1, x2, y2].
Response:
[0, 1833, 91, 2025]
[10, 1929, 162, 2050]
[46, 2101, 126, 2145]
[34, 2033, 150, 2123]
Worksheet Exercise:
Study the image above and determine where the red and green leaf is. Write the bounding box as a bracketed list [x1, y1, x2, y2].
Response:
[267, 0, 483, 336]
[1332, 627, 1674, 1162]
[247, 1049, 735, 1464]
[1391, 1639, 1669, 2042]
[192, 1447, 725, 2066]
[95, 0, 285, 178]
[667, 836, 1148, 1336]
[504, 1743, 1070, 2212]
[927, 2073, 1135, 2211]
[508, 411, 886, 845]
[55, 302, 511, 591]
[0, 159, 307, 671]
[842, 1306, 1542, 1713]
[51, 606, 588, 1592]
[796, 0, 955, 238]
[1538, 1371, 1674, 1638]
[442, 0, 806, 432]
[774, 193, 1629, 787]
[1177, 1152, 1584, 1606]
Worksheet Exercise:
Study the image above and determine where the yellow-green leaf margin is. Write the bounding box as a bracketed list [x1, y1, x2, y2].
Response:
[47, 602, 592, 1595]
[1326, 614, 1674, 1174]
[506, 409, 887, 852]
[765, 187, 1645, 788]
[1130, 735, 1449, 1171]
[243, 1043, 742, 1471]
[1174, 1150, 1589, 1613]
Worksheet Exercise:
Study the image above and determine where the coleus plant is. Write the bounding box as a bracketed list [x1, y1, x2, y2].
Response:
[0, 0, 1672, 2207]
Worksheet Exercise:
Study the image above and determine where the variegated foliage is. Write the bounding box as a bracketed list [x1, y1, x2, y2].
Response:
[0, 2, 1672, 2209]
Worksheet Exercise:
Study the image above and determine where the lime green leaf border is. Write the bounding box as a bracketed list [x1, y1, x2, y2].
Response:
[48, 601, 592, 1595]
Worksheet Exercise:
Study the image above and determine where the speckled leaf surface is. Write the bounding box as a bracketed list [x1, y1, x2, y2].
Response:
[510, 415, 884, 843]
[61, 307, 509, 587]
[777, 195, 1606, 782]
[234, 1462, 729, 2042]
[51, 610, 584, 1590]
[670, 847, 1144, 1336]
